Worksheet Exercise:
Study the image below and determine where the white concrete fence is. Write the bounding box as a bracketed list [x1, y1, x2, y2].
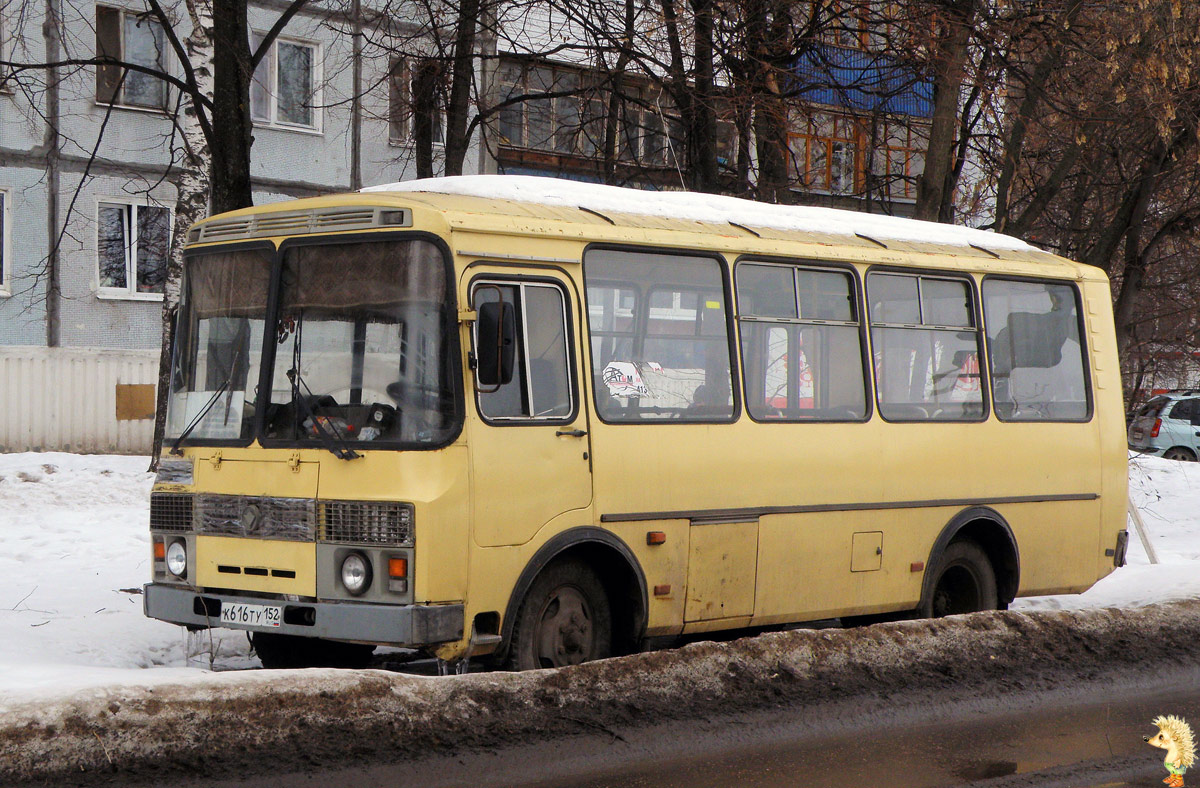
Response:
[0, 346, 159, 454]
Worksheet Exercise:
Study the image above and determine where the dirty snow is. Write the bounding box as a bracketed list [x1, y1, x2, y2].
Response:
[0, 450, 1195, 706]
[364, 175, 1038, 252]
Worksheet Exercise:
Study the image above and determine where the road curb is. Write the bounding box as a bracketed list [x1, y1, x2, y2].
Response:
[2, 603, 1198, 784]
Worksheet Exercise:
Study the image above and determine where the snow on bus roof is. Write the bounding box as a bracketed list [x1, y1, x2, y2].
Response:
[363, 175, 1037, 253]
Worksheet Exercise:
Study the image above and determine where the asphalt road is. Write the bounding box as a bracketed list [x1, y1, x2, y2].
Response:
[155, 672, 1199, 788]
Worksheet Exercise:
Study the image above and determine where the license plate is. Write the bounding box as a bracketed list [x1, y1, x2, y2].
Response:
[220, 602, 282, 628]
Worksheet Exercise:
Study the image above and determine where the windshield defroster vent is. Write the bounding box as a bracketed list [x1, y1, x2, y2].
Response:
[189, 206, 412, 244]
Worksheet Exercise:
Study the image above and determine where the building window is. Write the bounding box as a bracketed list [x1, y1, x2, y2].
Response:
[0, 190, 9, 296]
[789, 112, 860, 194]
[0, 13, 12, 94]
[872, 121, 925, 200]
[388, 57, 444, 145]
[498, 60, 630, 160]
[820, 0, 869, 50]
[618, 87, 680, 167]
[251, 35, 319, 130]
[97, 201, 171, 297]
[95, 6, 167, 109]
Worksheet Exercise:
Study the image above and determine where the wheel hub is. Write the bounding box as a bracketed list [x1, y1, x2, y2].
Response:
[537, 586, 593, 667]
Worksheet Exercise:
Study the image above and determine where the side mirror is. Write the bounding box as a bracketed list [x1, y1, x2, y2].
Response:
[476, 300, 516, 388]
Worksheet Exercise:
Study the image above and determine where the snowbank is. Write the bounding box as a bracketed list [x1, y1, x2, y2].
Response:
[0, 451, 1196, 704]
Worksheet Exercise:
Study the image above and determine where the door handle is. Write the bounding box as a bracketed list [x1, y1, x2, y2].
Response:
[555, 429, 587, 438]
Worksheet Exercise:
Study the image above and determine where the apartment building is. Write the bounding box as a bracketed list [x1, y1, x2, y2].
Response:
[0, 0, 932, 452]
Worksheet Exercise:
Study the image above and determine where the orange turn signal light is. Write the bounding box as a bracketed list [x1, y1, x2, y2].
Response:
[653, 584, 671, 596]
[153, 541, 166, 560]
[646, 531, 666, 546]
[388, 557, 408, 578]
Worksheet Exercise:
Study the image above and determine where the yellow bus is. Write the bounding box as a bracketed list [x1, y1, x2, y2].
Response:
[144, 176, 1128, 670]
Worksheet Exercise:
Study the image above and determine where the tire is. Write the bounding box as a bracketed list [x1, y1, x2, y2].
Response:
[1163, 447, 1197, 462]
[507, 559, 612, 671]
[919, 540, 998, 618]
[252, 632, 375, 669]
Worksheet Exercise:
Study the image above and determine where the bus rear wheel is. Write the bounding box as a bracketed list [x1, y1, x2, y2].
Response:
[921, 541, 998, 618]
[252, 632, 375, 669]
[507, 559, 612, 671]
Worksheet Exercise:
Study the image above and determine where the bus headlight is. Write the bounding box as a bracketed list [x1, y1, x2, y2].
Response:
[166, 540, 188, 578]
[340, 552, 372, 596]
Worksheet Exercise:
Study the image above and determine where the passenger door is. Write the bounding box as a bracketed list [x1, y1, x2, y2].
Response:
[467, 272, 593, 547]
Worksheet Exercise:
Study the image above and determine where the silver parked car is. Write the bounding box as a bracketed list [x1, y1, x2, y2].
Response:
[1129, 391, 1200, 460]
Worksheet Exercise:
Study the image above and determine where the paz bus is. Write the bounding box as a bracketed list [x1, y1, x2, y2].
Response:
[144, 176, 1128, 670]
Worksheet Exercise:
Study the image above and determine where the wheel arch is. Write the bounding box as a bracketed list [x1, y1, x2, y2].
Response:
[921, 507, 1020, 610]
[498, 527, 649, 661]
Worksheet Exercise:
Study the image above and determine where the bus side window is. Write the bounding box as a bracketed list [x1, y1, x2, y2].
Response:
[983, 279, 1089, 421]
[736, 262, 867, 421]
[473, 281, 574, 422]
[583, 249, 735, 422]
[868, 273, 984, 421]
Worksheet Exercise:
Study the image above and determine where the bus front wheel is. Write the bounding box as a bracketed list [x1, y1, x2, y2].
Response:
[507, 559, 612, 671]
[921, 541, 998, 618]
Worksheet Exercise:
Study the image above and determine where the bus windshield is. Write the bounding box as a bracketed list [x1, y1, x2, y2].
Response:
[166, 237, 458, 449]
[262, 238, 457, 448]
[166, 247, 273, 444]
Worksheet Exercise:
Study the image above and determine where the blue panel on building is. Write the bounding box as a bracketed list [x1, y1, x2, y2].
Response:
[794, 45, 933, 118]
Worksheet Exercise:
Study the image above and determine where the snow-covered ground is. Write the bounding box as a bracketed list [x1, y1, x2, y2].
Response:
[0, 451, 1195, 706]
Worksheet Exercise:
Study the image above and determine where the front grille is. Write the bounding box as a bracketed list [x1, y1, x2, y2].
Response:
[320, 501, 414, 546]
[150, 493, 193, 533]
[195, 495, 316, 541]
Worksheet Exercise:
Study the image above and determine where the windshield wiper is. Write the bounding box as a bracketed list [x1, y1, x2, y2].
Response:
[287, 367, 360, 461]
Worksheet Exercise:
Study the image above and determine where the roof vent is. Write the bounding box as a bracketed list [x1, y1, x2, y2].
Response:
[189, 205, 413, 244]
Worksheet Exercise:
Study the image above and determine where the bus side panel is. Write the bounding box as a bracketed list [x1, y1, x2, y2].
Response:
[317, 445, 472, 606]
[994, 499, 1106, 596]
[604, 521, 689, 638]
[754, 510, 924, 624]
[1081, 279, 1130, 582]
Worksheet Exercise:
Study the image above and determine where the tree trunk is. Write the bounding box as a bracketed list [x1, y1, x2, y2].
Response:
[914, 1, 972, 223]
[748, 0, 790, 204]
[210, 0, 254, 212]
[149, 0, 215, 469]
[413, 60, 441, 179]
[601, 0, 636, 185]
[443, 0, 482, 176]
[689, 0, 719, 192]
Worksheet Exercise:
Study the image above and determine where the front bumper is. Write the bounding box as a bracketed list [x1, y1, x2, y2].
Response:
[143, 583, 463, 646]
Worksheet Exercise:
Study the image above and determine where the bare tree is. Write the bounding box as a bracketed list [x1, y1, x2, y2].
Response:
[3, 0, 315, 464]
